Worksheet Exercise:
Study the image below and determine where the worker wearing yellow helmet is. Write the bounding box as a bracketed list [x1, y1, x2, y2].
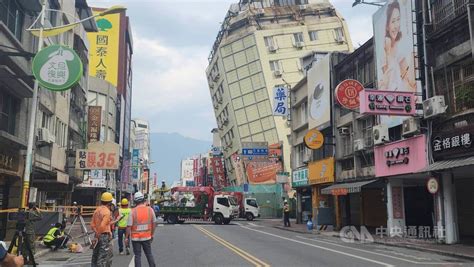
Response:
[117, 198, 131, 255]
[90, 192, 114, 266]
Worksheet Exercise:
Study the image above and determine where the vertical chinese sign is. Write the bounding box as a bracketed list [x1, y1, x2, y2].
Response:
[272, 86, 288, 116]
[211, 157, 226, 190]
[88, 106, 102, 142]
[87, 10, 121, 87]
[132, 149, 140, 183]
[392, 186, 404, 219]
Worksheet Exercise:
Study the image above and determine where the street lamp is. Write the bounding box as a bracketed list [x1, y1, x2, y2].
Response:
[352, 0, 385, 7]
[20, 2, 126, 208]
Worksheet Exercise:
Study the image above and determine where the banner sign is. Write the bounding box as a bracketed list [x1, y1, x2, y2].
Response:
[308, 54, 331, 129]
[88, 10, 121, 86]
[432, 125, 474, 160]
[211, 157, 226, 189]
[374, 135, 427, 177]
[335, 79, 364, 110]
[78, 169, 106, 188]
[246, 161, 282, 184]
[308, 157, 334, 185]
[88, 106, 102, 143]
[272, 86, 288, 116]
[75, 142, 119, 170]
[304, 129, 324, 150]
[359, 89, 415, 116]
[132, 149, 140, 181]
[32, 45, 83, 91]
[292, 168, 308, 187]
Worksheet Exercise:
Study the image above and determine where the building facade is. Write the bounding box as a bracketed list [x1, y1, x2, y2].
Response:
[131, 119, 151, 196]
[206, 0, 353, 186]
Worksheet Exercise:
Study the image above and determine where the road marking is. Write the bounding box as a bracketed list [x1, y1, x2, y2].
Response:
[294, 235, 464, 266]
[374, 249, 431, 261]
[240, 225, 394, 267]
[195, 225, 270, 267]
[247, 222, 263, 228]
[128, 256, 135, 267]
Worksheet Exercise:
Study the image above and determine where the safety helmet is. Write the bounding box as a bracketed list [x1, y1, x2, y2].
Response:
[134, 192, 144, 202]
[101, 192, 113, 202]
[121, 198, 129, 206]
[284, 200, 288, 203]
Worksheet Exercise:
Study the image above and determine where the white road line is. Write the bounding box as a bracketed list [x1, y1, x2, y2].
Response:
[294, 235, 464, 266]
[128, 256, 135, 267]
[374, 249, 431, 261]
[239, 225, 394, 267]
[247, 222, 263, 227]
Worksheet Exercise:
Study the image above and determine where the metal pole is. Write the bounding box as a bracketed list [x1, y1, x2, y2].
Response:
[21, 0, 47, 208]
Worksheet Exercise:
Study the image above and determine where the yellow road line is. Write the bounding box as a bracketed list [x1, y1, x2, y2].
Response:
[194, 225, 270, 267]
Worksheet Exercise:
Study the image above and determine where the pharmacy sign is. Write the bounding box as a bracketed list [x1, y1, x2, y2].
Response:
[32, 45, 83, 91]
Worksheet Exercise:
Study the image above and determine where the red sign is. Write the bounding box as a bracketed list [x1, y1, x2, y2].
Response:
[87, 106, 102, 142]
[359, 89, 416, 116]
[331, 188, 348, 196]
[335, 79, 364, 110]
[210, 157, 226, 189]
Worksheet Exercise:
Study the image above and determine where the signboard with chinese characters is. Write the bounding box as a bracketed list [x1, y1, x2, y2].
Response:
[374, 135, 427, 177]
[88, 106, 102, 143]
[308, 157, 334, 185]
[432, 127, 473, 161]
[246, 161, 281, 184]
[360, 89, 415, 116]
[87, 10, 121, 86]
[210, 157, 226, 189]
[272, 86, 288, 116]
[78, 169, 106, 188]
[426, 177, 439, 194]
[75, 142, 119, 170]
[392, 186, 404, 219]
[335, 79, 364, 110]
[132, 149, 140, 181]
[32, 45, 83, 91]
[242, 142, 269, 161]
[292, 168, 308, 187]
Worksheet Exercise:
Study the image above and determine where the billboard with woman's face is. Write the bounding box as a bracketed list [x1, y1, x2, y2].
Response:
[373, 0, 419, 127]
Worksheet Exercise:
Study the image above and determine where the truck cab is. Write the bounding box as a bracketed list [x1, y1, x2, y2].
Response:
[244, 198, 259, 221]
[213, 194, 239, 224]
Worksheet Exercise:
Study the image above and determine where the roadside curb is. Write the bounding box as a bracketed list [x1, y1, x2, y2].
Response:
[270, 225, 474, 261]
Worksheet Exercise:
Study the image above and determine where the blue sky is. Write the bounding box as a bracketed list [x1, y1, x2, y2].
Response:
[88, 0, 379, 141]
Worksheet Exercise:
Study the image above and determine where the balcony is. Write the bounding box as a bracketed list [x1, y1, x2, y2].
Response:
[432, 0, 472, 31]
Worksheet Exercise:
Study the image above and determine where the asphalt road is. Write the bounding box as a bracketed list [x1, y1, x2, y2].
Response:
[37, 220, 473, 267]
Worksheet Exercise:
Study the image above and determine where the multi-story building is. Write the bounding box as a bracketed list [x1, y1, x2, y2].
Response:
[0, 0, 42, 239]
[206, 0, 353, 186]
[180, 159, 194, 186]
[131, 119, 151, 196]
[30, 0, 96, 208]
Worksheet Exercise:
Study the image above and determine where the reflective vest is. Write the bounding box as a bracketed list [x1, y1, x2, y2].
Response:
[118, 208, 131, 228]
[43, 227, 59, 243]
[130, 205, 154, 241]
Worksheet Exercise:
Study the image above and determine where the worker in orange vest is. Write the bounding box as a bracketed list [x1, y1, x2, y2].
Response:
[91, 192, 114, 267]
[125, 192, 156, 267]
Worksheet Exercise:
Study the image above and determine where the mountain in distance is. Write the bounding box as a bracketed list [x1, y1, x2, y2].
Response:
[149, 132, 212, 187]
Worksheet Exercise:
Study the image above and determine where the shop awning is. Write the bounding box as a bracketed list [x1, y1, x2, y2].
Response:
[321, 180, 377, 195]
[424, 156, 474, 172]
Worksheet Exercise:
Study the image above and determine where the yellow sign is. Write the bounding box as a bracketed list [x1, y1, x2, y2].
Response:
[304, 129, 324, 150]
[308, 157, 334, 185]
[87, 11, 121, 87]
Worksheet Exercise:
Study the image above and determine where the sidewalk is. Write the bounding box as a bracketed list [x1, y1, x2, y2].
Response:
[259, 218, 474, 261]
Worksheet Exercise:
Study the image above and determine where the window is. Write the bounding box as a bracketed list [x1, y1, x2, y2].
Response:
[217, 197, 229, 207]
[0, 0, 24, 41]
[300, 102, 307, 124]
[97, 94, 106, 109]
[360, 153, 374, 168]
[269, 60, 281, 71]
[108, 97, 115, 116]
[360, 117, 373, 147]
[309, 30, 319, 41]
[341, 158, 354, 171]
[264, 36, 275, 48]
[47, 0, 59, 27]
[55, 119, 67, 147]
[0, 91, 18, 135]
[341, 130, 352, 156]
[293, 32, 304, 43]
[41, 111, 52, 130]
[334, 28, 344, 41]
[246, 199, 258, 208]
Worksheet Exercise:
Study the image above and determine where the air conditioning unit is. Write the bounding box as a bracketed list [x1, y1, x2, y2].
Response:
[218, 95, 223, 103]
[299, 4, 307, 10]
[267, 45, 277, 52]
[223, 118, 229, 125]
[373, 124, 389, 145]
[209, 83, 214, 89]
[402, 117, 420, 137]
[256, 8, 265, 16]
[302, 151, 311, 164]
[294, 41, 305, 48]
[335, 36, 344, 43]
[339, 127, 349, 135]
[218, 124, 224, 130]
[273, 70, 282, 77]
[423, 95, 447, 119]
[354, 138, 365, 151]
[212, 73, 220, 82]
[38, 128, 53, 144]
[213, 103, 219, 109]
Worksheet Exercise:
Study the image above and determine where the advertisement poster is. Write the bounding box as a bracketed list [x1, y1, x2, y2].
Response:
[373, 0, 419, 127]
[78, 169, 106, 188]
[308, 157, 335, 185]
[308, 54, 330, 130]
[75, 142, 119, 170]
[246, 161, 281, 184]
